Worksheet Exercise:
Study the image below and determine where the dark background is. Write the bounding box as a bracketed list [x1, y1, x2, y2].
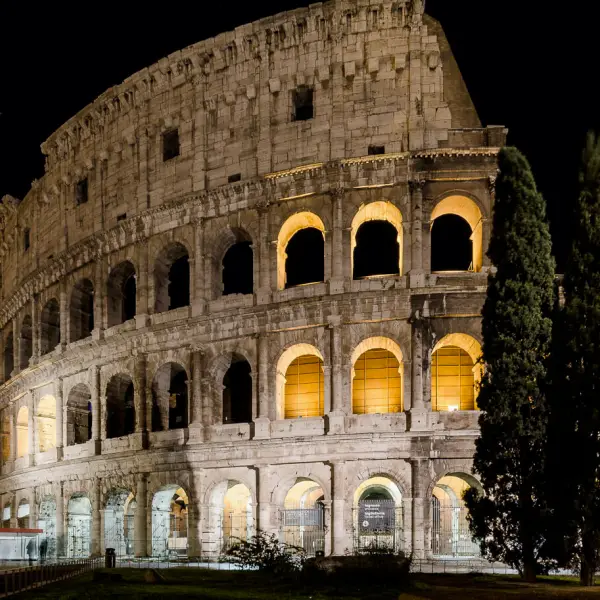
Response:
[1, 1, 598, 269]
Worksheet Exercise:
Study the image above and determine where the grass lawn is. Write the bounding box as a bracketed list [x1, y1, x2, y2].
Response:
[12, 568, 600, 599]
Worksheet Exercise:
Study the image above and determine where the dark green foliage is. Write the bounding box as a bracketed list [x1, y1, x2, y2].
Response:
[464, 147, 555, 581]
[224, 531, 305, 574]
[545, 132, 600, 586]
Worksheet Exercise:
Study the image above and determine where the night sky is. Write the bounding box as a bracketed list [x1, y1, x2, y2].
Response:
[1, 1, 598, 269]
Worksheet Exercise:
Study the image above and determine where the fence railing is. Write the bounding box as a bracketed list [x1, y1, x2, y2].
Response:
[0, 558, 102, 597]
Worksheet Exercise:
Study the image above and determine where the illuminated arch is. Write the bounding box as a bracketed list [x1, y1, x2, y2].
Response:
[351, 201, 403, 277]
[277, 212, 326, 290]
[431, 334, 482, 411]
[431, 195, 483, 273]
[36, 395, 57, 453]
[350, 337, 404, 414]
[276, 344, 325, 420]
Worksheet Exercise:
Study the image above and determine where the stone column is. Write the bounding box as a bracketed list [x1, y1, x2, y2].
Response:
[55, 377, 64, 460]
[29, 488, 38, 531]
[256, 205, 272, 305]
[134, 474, 148, 558]
[254, 333, 271, 439]
[329, 188, 345, 294]
[408, 179, 426, 288]
[93, 257, 104, 338]
[257, 465, 275, 535]
[91, 480, 102, 557]
[331, 461, 347, 556]
[59, 281, 68, 350]
[201, 379, 213, 432]
[190, 350, 204, 440]
[55, 483, 65, 557]
[31, 295, 39, 362]
[327, 319, 345, 434]
[409, 316, 427, 430]
[134, 355, 147, 439]
[89, 365, 101, 454]
[9, 496, 17, 529]
[12, 317, 19, 377]
[136, 245, 149, 329]
[9, 412, 16, 462]
[27, 391, 35, 466]
[192, 219, 206, 316]
[411, 459, 429, 559]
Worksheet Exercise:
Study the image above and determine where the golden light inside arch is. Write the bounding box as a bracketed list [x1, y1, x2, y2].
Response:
[284, 479, 324, 509]
[430, 195, 483, 273]
[37, 394, 57, 453]
[276, 343, 324, 420]
[431, 333, 482, 411]
[277, 212, 326, 290]
[351, 201, 403, 277]
[353, 476, 403, 506]
[350, 337, 404, 414]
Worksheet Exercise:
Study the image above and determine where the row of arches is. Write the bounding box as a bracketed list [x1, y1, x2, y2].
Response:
[6, 472, 480, 559]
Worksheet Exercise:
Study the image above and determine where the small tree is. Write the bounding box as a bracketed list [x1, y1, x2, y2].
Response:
[464, 147, 555, 582]
[545, 132, 600, 586]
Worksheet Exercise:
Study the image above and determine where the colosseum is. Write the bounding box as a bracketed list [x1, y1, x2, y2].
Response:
[0, 0, 505, 562]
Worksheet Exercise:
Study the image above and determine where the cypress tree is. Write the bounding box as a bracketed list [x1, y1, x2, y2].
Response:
[546, 132, 600, 586]
[464, 147, 555, 582]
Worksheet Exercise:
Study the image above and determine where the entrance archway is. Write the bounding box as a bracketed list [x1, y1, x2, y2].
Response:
[353, 476, 403, 553]
[209, 481, 253, 554]
[67, 494, 91, 558]
[281, 479, 325, 556]
[17, 499, 30, 529]
[431, 473, 481, 558]
[104, 489, 135, 557]
[151, 486, 188, 557]
[38, 497, 57, 558]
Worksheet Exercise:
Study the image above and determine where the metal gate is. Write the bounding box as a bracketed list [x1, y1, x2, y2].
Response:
[221, 512, 253, 552]
[281, 506, 325, 556]
[431, 497, 479, 557]
[353, 499, 403, 553]
[67, 516, 91, 558]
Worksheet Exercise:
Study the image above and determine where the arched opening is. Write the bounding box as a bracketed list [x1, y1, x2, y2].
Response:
[16, 406, 28, 458]
[66, 384, 92, 446]
[17, 499, 30, 529]
[281, 479, 325, 556]
[67, 494, 91, 558]
[277, 212, 326, 290]
[223, 358, 252, 425]
[151, 486, 188, 557]
[105, 490, 135, 557]
[107, 261, 136, 327]
[151, 363, 188, 432]
[353, 476, 403, 553]
[38, 497, 57, 558]
[40, 298, 60, 355]
[351, 201, 403, 279]
[430, 195, 483, 273]
[70, 279, 94, 342]
[106, 374, 135, 439]
[431, 334, 482, 412]
[209, 481, 253, 553]
[1, 412, 11, 462]
[154, 243, 190, 313]
[351, 338, 404, 415]
[3, 331, 14, 382]
[223, 242, 253, 296]
[431, 474, 481, 557]
[36, 395, 56, 453]
[19, 316, 33, 370]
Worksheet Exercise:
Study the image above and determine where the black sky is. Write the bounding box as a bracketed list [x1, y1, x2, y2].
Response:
[1, 1, 598, 268]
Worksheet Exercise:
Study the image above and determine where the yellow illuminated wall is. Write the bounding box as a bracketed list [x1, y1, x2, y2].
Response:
[431, 346, 476, 411]
[284, 355, 325, 418]
[352, 349, 402, 414]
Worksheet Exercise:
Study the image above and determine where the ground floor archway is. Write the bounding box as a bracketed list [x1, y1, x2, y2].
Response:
[353, 476, 403, 553]
[104, 489, 135, 557]
[67, 495, 91, 558]
[431, 473, 480, 558]
[151, 486, 188, 557]
[281, 479, 325, 556]
[38, 497, 57, 558]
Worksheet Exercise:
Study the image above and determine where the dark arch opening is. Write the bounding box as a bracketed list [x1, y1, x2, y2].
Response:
[151, 363, 188, 432]
[223, 358, 252, 424]
[353, 221, 399, 279]
[360, 486, 393, 502]
[3, 332, 14, 382]
[40, 299, 61, 355]
[70, 279, 94, 342]
[107, 262, 136, 327]
[285, 228, 324, 288]
[106, 374, 135, 439]
[67, 384, 92, 446]
[431, 214, 473, 272]
[223, 242, 253, 296]
[155, 244, 190, 313]
[19, 316, 33, 370]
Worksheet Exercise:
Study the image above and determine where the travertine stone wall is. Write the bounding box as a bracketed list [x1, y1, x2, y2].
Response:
[0, 0, 506, 560]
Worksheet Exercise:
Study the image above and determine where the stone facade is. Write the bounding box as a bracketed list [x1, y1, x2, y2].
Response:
[0, 0, 505, 560]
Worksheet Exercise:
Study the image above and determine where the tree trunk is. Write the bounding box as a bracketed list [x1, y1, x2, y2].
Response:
[580, 532, 596, 587]
[523, 561, 537, 583]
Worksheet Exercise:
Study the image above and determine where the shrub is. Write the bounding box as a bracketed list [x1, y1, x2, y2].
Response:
[224, 531, 306, 575]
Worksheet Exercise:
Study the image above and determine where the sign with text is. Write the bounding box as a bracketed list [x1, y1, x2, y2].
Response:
[358, 500, 396, 533]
